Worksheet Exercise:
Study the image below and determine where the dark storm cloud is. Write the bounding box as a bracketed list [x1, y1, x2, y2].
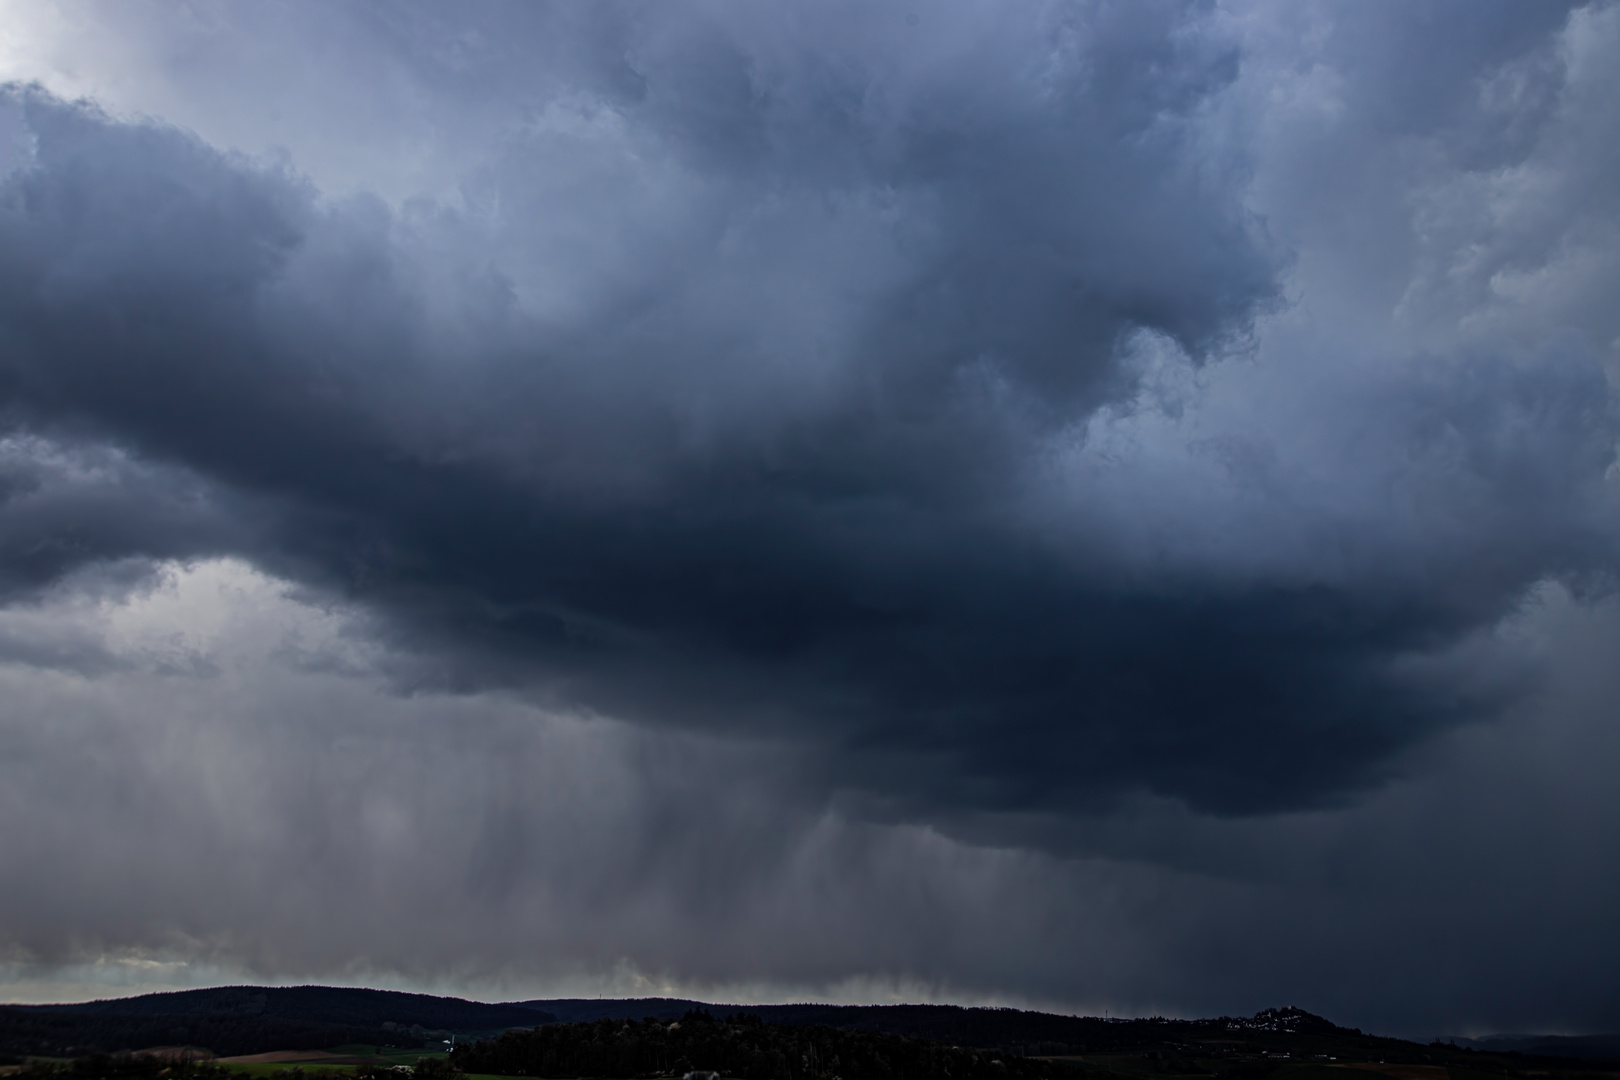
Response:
[0, 437, 255, 603]
[1, 0, 1617, 837]
[4, 564, 1620, 1034]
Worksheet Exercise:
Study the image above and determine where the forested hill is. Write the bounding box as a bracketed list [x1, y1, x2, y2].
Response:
[0, 986, 553, 1059]
[31, 986, 550, 1031]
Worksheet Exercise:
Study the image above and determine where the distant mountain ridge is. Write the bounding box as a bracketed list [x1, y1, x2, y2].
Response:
[1443, 1033, 1620, 1062]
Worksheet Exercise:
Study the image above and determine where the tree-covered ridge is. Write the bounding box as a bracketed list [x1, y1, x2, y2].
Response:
[453, 1009, 1059, 1080]
[27, 987, 551, 1033]
[0, 987, 554, 1059]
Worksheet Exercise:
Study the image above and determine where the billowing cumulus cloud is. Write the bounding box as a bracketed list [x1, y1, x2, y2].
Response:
[0, 0, 1618, 1035]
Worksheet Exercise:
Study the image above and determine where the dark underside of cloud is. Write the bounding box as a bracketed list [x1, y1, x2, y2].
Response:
[0, 0, 1617, 838]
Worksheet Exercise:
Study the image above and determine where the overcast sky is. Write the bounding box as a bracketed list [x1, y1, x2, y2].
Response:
[1, 0, 1619, 1039]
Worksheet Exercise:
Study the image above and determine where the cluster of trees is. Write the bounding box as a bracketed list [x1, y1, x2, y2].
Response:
[453, 1009, 1063, 1080]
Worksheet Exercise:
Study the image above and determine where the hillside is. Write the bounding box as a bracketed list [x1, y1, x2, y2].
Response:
[0, 987, 551, 1059]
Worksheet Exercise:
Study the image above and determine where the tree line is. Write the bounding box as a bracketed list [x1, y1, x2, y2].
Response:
[452, 1009, 1065, 1080]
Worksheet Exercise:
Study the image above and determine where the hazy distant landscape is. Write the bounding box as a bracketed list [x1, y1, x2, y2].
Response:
[2, 990, 1617, 1080]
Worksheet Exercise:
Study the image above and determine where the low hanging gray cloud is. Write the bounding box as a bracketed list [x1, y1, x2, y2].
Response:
[1, 0, 1619, 1034]
[1, 561, 1618, 1037]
